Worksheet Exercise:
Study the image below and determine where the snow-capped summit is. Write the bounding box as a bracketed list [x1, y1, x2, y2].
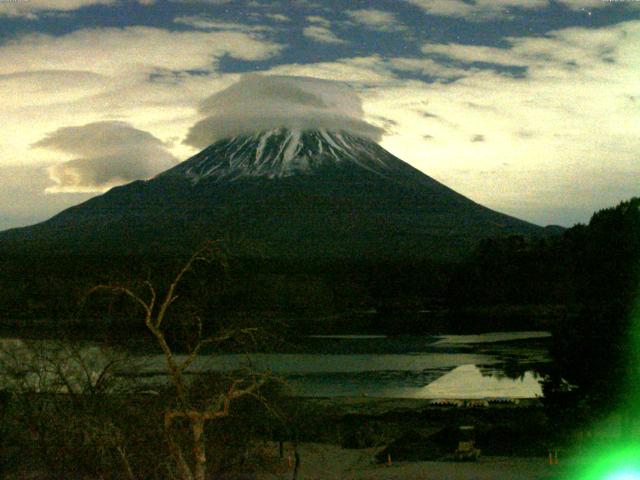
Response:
[163, 128, 398, 183]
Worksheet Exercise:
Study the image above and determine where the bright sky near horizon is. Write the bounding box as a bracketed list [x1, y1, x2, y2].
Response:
[0, 0, 639, 230]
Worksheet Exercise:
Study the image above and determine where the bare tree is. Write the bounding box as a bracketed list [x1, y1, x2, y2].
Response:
[91, 242, 272, 480]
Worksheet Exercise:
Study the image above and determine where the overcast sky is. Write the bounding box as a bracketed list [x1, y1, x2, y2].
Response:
[0, 0, 639, 230]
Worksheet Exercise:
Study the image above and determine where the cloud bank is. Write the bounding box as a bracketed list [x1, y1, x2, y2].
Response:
[0, 27, 280, 77]
[0, 0, 114, 18]
[404, 0, 632, 20]
[33, 121, 178, 193]
[184, 75, 384, 149]
[268, 19, 640, 226]
[0, 0, 155, 18]
[0, 25, 281, 175]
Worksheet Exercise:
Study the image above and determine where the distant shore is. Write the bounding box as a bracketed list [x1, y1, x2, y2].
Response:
[0, 302, 573, 341]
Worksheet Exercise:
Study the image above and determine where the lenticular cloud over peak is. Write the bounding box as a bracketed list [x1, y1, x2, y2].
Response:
[184, 75, 384, 149]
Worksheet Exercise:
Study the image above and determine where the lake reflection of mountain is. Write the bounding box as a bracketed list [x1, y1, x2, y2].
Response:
[0, 331, 550, 399]
[280, 332, 549, 398]
[287, 364, 543, 399]
[410, 364, 542, 399]
[191, 332, 549, 398]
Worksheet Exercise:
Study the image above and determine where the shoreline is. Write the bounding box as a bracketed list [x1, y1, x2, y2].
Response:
[298, 396, 543, 415]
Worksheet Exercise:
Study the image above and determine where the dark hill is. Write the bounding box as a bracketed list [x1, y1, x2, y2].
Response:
[0, 128, 543, 262]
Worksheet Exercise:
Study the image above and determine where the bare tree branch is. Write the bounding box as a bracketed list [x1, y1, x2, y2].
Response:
[84, 241, 277, 480]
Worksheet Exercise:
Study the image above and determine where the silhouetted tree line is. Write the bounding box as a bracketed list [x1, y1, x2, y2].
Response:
[447, 230, 577, 307]
[1, 200, 639, 333]
[543, 198, 640, 436]
[0, 249, 450, 337]
[447, 198, 640, 430]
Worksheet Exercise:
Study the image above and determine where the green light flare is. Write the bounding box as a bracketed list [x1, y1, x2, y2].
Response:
[570, 297, 640, 479]
[605, 472, 640, 480]
[571, 443, 640, 480]
[567, 202, 640, 478]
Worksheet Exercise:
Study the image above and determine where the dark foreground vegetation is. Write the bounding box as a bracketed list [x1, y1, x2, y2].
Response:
[0, 382, 285, 479]
[0, 388, 552, 479]
[0, 198, 639, 478]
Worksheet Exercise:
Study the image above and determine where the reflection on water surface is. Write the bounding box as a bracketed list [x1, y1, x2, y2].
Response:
[0, 331, 549, 399]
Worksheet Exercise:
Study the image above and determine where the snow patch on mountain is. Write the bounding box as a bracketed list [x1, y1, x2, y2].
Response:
[169, 128, 398, 183]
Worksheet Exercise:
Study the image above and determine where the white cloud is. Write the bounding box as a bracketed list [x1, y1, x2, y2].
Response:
[421, 22, 634, 69]
[421, 43, 524, 66]
[0, 165, 94, 230]
[0, 70, 231, 166]
[0, 70, 110, 108]
[173, 15, 273, 32]
[557, 0, 632, 9]
[273, 54, 469, 84]
[0, 0, 161, 18]
[0, 26, 280, 77]
[303, 25, 345, 44]
[184, 74, 383, 148]
[405, 0, 548, 20]
[34, 121, 178, 192]
[0, 0, 113, 18]
[264, 13, 290, 22]
[385, 57, 469, 80]
[405, 0, 639, 19]
[269, 56, 401, 85]
[346, 9, 404, 32]
[306, 15, 331, 27]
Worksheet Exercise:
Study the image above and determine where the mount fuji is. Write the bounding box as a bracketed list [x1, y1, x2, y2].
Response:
[0, 128, 543, 261]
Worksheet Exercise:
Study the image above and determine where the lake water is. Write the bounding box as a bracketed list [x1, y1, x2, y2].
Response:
[0, 331, 550, 399]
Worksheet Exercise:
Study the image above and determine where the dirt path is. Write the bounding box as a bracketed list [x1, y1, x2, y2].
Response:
[260, 443, 572, 480]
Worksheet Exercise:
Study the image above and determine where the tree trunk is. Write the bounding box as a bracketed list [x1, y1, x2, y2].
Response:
[165, 412, 194, 480]
[192, 416, 207, 480]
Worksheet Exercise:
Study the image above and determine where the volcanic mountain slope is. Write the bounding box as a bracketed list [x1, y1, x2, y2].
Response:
[0, 128, 543, 261]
